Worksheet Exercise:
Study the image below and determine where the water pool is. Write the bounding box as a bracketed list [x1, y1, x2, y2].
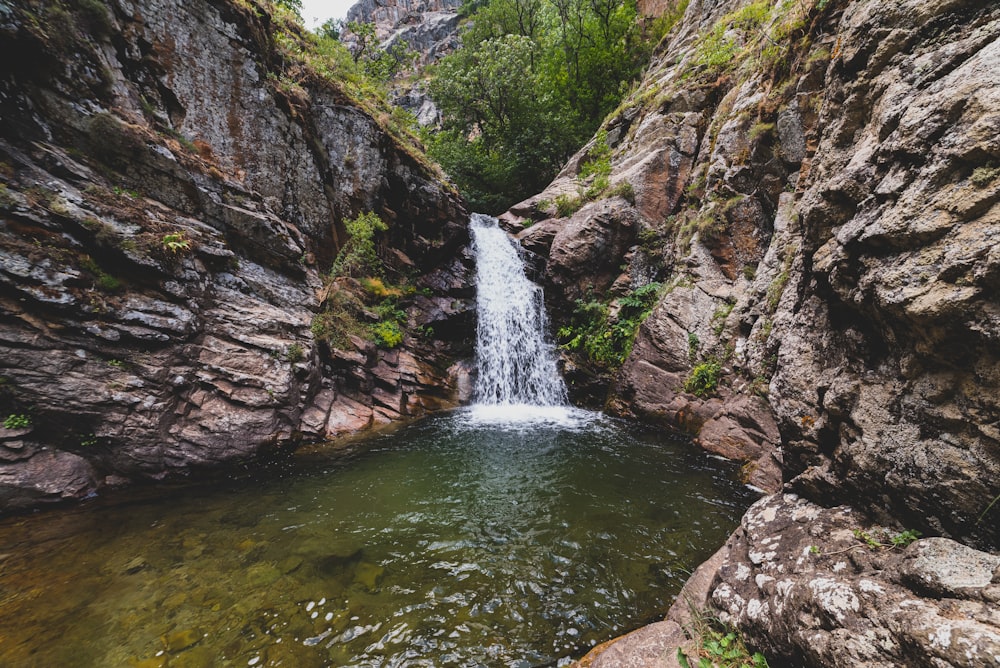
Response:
[0, 407, 756, 667]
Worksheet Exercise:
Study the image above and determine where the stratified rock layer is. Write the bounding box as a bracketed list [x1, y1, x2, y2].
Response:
[0, 0, 471, 507]
[506, 0, 1000, 664]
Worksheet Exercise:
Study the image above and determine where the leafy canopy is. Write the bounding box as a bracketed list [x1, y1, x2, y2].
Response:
[426, 0, 651, 212]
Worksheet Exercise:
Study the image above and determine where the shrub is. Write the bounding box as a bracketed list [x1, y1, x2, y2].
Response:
[333, 211, 388, 277]
[371, 320, 403, 348]
[360, 277, 402, 299]
[971, 164, 1000, 188]
[684, 360, 721, 398]
[558, 283, 662, 369]
[606, 181, 636, 204]
[311, 289, 367, 349]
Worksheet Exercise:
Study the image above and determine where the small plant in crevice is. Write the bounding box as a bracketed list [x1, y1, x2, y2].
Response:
[371, 320, 404, 348]
[687, 332, 700, 362]
[161, 232, 191, 254]
[558, 283, 662, 370]
[333, 211, 388, 278]
[3, 413, 31, 430]
[852, 528, 922, 550]
[311, 288, 368, 350]
[684, 359, 722, 398]
[555, 193, 584, 218]
[970, 164, 1000, 188]
[677, 613, 769, 668]
[284, 343, 305, 363]
[711, 301, 735, 337]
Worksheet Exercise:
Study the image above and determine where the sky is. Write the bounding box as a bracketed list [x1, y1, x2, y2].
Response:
[300, 0, 357, 28]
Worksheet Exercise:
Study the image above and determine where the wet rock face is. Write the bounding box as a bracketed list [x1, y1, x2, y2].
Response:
[712, 494, 1000, 667]
[0, 0, 471, 507]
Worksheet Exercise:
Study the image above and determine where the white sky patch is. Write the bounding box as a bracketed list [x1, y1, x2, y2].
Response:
[300, 0, 356, 29]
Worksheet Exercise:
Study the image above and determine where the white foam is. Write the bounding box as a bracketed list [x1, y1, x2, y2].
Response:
[461, 404, 602, 431]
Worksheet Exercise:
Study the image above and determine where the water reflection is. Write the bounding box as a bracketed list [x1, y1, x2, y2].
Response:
[0, 411, 755, 667]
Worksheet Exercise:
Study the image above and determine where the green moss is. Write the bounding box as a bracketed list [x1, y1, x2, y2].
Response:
[749, 121, 775, 142]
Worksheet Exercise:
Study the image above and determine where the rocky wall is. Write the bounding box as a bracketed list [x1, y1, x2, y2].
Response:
[502, 0, 1000, 663]
[0, 0, 472, 508]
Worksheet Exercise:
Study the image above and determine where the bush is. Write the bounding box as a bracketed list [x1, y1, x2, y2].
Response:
[371, 320, 403, 348]
[333, 212, 388, 277]
[285, 343, 305, 363]
[684, 360, 721, 398]
[558, 283, 661, 369]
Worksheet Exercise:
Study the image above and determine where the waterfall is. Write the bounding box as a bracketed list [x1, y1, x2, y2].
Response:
[470, 213, 568, 407]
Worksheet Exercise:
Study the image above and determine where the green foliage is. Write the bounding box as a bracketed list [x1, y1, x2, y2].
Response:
[311, 288, 367, 349]
[371, 320, 404, 348]
[606, 180, 636, 203]
[687, 332, 700, 361]
[684, 360, 721, 398]
[647, 0, 689, 47]
[971, 164, 1000, 187]
[285, 343, 305, 363]
[80, 255, 123, 292]
[345, 21, 417, 80]
[580, 129, 613, 196]
[677, 619, 769, 668]
[333, 211, 388, 278]
[748, 121, 775, 142]
[426, 0, 650, 211]
[3, 414, 31, 430]
[558, 283, 661, 369]
[851, 528, 922, 550]
[688, 0, 825, 80]
[555, 193, 584, 217]
[890, 529, 922, 548]
[80, 433, 99, 447]
[766, 270, 789, 311]
[711, 301, 734, 336]
[161, 233, 191, 254]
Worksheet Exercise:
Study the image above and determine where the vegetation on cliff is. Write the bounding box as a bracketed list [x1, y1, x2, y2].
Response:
[424, 0, 682, 211]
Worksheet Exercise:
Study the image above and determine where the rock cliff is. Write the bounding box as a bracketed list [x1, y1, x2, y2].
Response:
[344, 0, 462, 67]
[0, 0, 472, 508]
[501, 0, 1000, 663]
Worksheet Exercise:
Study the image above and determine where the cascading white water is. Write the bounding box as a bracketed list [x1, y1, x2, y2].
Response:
[470, 213, 568, 408]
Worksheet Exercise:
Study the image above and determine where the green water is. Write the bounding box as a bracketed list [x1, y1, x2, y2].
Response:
[0, 407, 756, 667]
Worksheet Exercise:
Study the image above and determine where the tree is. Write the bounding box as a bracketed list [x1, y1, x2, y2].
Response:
[428, 34, 583, 212]
[426, 0, 646, 212]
